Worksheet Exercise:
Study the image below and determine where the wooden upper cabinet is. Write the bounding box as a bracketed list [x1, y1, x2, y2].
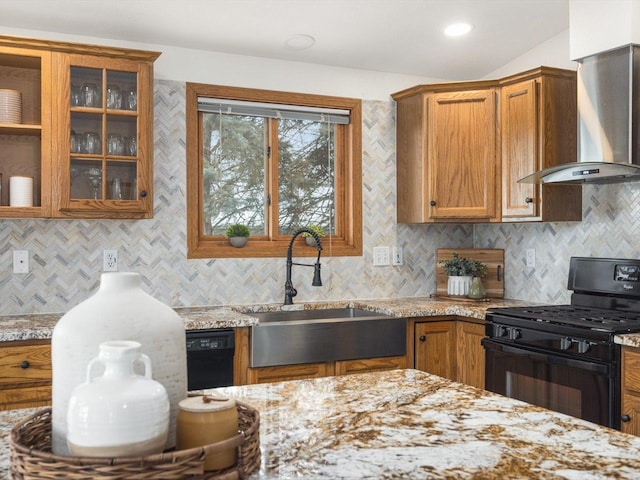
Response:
[500, 69, 582, 222]
[429, 89, 497, 220]
[51, 53, 155, 218]
[394, 67, 581, 224]
[0, 35, 159, 219]
[394, 84, 499, 223]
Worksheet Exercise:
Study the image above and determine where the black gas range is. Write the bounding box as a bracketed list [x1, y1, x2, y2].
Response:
[483, 257, 640, 430]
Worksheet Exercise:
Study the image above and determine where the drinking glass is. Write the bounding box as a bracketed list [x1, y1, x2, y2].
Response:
[125, 136, 137, 156]
[125, 86, 137, 111]
[111, 178, 123, 200]
[82, 83, 100, 108]
[106, 84, 122, 110]
[107, 134, 125, 156]
[71, 84, 84, 107]
[84, 131, 101, 154]
[86, 168, 102, 200]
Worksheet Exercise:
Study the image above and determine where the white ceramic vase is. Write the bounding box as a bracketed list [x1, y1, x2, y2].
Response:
[67, 341, 169, 457]
[52, 272, 187, 456]
[447, 275, 473, 296]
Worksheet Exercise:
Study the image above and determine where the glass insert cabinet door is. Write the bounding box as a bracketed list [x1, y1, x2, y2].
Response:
[53, 53, 152, 218]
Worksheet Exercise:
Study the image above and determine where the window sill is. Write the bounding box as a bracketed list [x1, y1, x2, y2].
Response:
[187, 237, 362, 259]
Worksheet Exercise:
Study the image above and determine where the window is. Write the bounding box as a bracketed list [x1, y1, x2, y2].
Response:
[186, 83, 362, 258]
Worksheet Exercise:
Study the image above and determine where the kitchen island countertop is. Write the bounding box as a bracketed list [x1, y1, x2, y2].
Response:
[3, 368, 640, 479]
[0, 296, 530, 342]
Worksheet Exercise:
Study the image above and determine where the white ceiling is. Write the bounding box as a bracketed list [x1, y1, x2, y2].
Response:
[0, 0, 570, 80]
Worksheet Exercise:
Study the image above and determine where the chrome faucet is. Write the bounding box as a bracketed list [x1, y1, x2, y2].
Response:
[284, 228, 323, 305]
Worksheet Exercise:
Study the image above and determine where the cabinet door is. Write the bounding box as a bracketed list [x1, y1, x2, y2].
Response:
[428, 90, 497, 220]
[501, 79, 539, 218]
[247, 362, 334, 384]
[51, 53, 153, 218]
[335, 355, 407, 376]
[414, 321, 456, 381]
[622, 347, 640, 435]
[0, 46, 52, 218]
[456, 321, 485, 389]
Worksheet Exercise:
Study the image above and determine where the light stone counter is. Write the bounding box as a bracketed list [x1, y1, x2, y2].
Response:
[0, 297, 529, 342]
[615, 333, 640, 348]
[3, 369, 640, 479]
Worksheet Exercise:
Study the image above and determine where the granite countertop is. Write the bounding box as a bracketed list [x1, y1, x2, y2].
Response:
[0, 297, 529, 343]
[3, 369, 640, 479]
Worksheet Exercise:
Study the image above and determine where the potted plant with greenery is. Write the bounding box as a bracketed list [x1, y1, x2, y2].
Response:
[468, 259, 488, 299]
[224, 224, 251, 248]
[441, 253, 486, 297]
[301, 225, 326, 247]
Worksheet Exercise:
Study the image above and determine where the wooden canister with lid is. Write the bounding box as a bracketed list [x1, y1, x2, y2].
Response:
[176, 395, 239, 470]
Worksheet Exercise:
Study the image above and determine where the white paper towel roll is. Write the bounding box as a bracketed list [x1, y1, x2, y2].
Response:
[10, 176, 33, 207]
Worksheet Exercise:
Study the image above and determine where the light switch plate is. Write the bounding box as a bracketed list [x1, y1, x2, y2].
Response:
[373, 246, 390, 266]
[13, 250, 29, 274]
[526, 248, 536, 268]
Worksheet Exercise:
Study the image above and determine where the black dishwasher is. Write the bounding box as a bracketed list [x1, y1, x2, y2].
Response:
[186, 329, 234, 390]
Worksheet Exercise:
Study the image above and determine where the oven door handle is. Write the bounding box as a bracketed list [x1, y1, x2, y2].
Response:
[482, 339, 611, 376]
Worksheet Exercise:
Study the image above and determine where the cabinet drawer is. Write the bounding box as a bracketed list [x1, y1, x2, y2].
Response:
[335, 355, 407, 375]
[0, 343, 52, 385]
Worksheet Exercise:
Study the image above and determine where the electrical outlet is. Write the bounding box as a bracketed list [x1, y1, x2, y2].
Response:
[526, 248, 536, 268]
[392, 246, 403, 266]
[13, 250, 29, 274]
[103, 249, 118, 272]
[373, 246, 390, 266]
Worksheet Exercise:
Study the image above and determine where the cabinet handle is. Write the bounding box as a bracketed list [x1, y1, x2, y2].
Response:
[429, 200, 436, 207]
[622, 414, 631, 423]
[20, 360, 30, 369]
[140, 190, 148, 198]
[525, 197, 533, 204]
[419, 335, 426, 342]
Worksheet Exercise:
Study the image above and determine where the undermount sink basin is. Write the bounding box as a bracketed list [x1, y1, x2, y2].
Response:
[247, 307, 393, 324]
[245, 308, 406, 368]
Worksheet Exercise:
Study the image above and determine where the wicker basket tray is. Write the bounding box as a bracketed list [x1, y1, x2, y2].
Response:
[10, 401, 260, 480]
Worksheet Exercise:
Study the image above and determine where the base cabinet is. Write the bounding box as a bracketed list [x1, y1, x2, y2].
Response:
[621, 346, 640, 435]
[246, 355, 408, 385]
[0, 340, 52, 410]
[413, 318, 485, 389]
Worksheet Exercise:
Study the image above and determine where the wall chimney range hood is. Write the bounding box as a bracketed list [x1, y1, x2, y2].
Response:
[519, 44, 640, 185]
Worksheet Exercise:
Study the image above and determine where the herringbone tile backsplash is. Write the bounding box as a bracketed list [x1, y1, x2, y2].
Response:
[1, 79, 639, 315]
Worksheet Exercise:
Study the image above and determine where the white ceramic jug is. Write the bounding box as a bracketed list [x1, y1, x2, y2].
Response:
[67, 341, 169, 457]
[52, 272, 187, 455]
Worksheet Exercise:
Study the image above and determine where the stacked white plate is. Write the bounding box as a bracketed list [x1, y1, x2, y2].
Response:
[0, 89, 22, 124]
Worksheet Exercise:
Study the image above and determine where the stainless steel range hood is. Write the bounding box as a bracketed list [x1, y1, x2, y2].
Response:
[519, 44, 640, 185]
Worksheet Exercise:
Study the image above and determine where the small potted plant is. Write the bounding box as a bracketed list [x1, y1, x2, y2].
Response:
[301, 225, 326, 247]
[441, 253, 486, 297]
[224, 224, 251, 248]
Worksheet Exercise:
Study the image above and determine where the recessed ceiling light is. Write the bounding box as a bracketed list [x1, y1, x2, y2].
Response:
[285, 34, 316, 50]
[444, 22, 473, 37]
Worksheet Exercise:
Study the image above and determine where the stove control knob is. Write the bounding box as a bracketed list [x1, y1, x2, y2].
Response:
[577, 340, 591, 354]
[495, 325, 507, 337]
[560, 337, 573, 350]
[507, 327, 521, 340]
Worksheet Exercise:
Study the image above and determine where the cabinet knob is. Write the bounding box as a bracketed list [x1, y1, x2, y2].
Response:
[429, 200, 436, 207]
[20, 360, 30, 369]
[525, 197, 533, 204]
[419, 335, 426, 342]
[140, 190, 148, 198]
[622, 414, 631, 423]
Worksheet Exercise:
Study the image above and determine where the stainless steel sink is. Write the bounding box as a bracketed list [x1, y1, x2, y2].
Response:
[248, 307, 394, 324]
[245, 308, 406, 368]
